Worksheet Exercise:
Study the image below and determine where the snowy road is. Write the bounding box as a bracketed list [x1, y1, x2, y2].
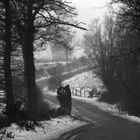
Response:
[45, 94, 140, 140]
[70, 98, 140, 140]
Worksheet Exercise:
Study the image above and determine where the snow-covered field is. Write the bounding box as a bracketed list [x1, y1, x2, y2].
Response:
[63, 71, 103, 89]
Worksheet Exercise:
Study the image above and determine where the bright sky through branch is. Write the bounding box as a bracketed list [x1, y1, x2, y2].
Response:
[35, 0, 112, 59]
[70, 0, 111, 25]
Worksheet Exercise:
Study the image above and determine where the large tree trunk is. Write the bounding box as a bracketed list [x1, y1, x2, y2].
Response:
[3, 0, 14, 109]
[22, 0, 37, 116]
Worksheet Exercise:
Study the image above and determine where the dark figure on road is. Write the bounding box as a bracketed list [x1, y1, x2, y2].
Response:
[57, 84, 72, 115]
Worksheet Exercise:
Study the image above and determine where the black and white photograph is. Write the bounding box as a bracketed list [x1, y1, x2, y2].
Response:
[0, 0, 140, 139]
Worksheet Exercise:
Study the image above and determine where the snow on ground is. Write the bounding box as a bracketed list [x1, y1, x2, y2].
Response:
[63, 70, 140, 124]
[73, 96, 140, 123]
[44, 69, 140, 124]
[1, 116, 87, 140]
[43, 88, 57, 96]
[1, 70, 92, 140]
[2, 68, 140, 140]
[63, 71, 103, 90]
[36, 76, 50, 82]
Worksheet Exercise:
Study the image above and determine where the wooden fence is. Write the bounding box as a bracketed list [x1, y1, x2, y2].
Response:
[71, 87, 98, 98]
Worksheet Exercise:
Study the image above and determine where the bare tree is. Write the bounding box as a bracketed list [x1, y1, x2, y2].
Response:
[83, 7, 140, 115]
[112, 0, 140, 33]
[11, 0, 86, 116]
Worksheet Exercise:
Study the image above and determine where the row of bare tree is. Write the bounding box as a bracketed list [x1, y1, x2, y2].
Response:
[0, 0, 85, 118]
[83, 1, 140, 116]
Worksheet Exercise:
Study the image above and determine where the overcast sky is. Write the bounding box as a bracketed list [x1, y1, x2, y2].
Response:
[71, 0, 111, 23]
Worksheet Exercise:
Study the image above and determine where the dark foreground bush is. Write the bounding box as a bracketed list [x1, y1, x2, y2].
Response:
[0, 100, 41, 131]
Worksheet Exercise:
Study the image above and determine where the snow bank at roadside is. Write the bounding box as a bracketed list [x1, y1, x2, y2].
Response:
[1, 116, 87, 140]
[73, 96, 140, 123]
